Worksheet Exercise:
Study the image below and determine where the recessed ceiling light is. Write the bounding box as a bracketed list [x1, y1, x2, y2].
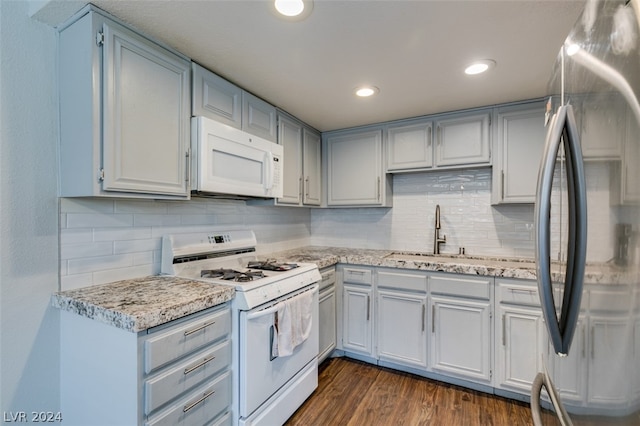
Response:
[273, 0, 313, 20]
[275, 0, 305, 16]
[464, 59, 496, 75]
[354, 86, 379, 97]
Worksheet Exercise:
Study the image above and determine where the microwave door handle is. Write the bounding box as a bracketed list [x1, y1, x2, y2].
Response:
[535, 106, 564, 354]
[264, 152, 274, 190]
[558, 104, 587, 355]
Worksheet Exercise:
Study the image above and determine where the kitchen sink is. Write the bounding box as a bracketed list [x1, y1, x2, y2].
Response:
[383, 252, 537, 269]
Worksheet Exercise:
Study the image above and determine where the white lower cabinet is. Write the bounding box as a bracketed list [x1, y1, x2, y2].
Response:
[341, 267, 374, 356]
[318, 266, 337, 363]
[376, 270, 428, 369]
[60, 304, 232, 426]
[429, 274, 493, 385]
[495, 278, 546, 395]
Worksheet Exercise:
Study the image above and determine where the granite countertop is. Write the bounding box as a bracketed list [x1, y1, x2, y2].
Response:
[51, 276, 234, 333]
[263, 246, 633, 284]
[53, 246, 633, 333]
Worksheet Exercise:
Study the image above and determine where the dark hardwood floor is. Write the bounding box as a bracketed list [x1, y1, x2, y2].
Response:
[286, 357, 639, 426]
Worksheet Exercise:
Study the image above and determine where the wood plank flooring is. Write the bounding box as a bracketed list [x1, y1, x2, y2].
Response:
[285, 357, 639, 426]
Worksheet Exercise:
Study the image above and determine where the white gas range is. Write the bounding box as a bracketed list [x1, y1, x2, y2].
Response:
[161, 230, 321, 426]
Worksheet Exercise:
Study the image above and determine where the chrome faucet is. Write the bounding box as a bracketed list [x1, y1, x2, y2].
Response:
[434, 204, 446, 254]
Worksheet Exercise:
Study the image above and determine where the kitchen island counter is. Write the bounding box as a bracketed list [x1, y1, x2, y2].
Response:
[51, 275, 234, 332]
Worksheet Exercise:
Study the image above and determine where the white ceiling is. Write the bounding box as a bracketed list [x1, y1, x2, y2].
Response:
[35, 0, 586, 132]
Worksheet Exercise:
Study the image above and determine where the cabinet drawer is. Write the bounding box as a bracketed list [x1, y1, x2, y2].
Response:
[145, 307, 230, 374]
[377, 271, 427, 293]
[498, 280, 540, 306]
[342, 267, 372, 285]
[589, 288, 630, 312]
[145, 340, 230, 415]
[145, 370, 231, 426]
[430, 274, 491, 300]
[320, 267, 336, 290]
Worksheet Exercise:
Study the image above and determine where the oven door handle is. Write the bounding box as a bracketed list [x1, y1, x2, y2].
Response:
[246, 304, 280, 320]
[245, 284, 319, 320]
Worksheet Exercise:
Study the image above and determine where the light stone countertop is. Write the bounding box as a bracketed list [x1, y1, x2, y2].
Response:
[263, 246, 635, 285]
[51, 276, 234, 333]
[52, 246, 635, 333]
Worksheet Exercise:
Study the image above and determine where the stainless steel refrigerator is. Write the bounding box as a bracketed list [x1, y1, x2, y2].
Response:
[531, 0, 640, 424]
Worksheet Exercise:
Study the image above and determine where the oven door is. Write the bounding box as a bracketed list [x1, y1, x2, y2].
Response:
[239, 284, 319, 418]
[192, 116, 283, 198]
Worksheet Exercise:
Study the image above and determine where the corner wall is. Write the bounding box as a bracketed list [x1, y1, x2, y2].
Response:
[0, 0, 60, 413]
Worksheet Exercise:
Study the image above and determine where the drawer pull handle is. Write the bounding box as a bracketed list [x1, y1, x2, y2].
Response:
[184, 321, 215, 337]
[184, 356, 215, 375]
[183, 389, 215, 413]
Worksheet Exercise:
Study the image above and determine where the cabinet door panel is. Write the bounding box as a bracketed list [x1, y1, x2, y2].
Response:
[102, 22, 189, 196]
[435, 112, 490, 167]
[431, 296, 491, 383]
[278, 115, 303, 205]
[242, 92, 277, 142]
[319, 287, 336, 362]
[327, 130, 383, 205]
[342, 284, 372, 355]
[192, 63, 241, 128]
[387, 122, 433, 171]
[302, 128, 322, 206]
[494, 103, 546, 203]
[587, 315, 630, 406]
[496, 306, 544, 393]
[377, 290, 427, 368]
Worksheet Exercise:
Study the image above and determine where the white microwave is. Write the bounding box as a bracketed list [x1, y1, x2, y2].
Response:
[191, 116, 283, 198]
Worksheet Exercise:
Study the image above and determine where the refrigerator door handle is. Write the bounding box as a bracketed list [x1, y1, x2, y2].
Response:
[531, 369, 573, 426]
[534, 104, 587, 356]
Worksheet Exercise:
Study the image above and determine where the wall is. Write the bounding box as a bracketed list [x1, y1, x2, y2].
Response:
[311, 164, 619, 262]
[60, 198, 311, 290]
[0, 0, 60, 414]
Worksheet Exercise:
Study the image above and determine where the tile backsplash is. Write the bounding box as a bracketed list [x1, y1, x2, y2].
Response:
[59, 198, 311, 290]
[60, 162, 622, 289]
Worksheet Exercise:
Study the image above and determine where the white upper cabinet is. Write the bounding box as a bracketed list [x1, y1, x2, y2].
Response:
[386, 120, 433, 171]
[386, 110, 492, 173]
[242, 92, 278, 142]
[491, 101, 546, 204]
[302, 127, 322, 205]
[192, 63, 277, 142]
[574, 92, 624, 160]
[192, 63, 242, 129]
[434, 110, 491, 167]
[58, 8, 191, 199]
[324, 127, 392, 207]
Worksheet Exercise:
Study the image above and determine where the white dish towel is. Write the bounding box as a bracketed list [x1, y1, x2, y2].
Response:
[272, 290, 313, 357]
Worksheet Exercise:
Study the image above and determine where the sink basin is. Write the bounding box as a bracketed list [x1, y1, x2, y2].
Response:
[383, 252, 536, 269]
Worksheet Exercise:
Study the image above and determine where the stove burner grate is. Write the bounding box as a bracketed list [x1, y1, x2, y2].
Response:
[247, 260, 298, 271]
[201, 268, 266, 282]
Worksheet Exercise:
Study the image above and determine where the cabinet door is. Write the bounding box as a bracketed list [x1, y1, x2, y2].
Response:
[430, 296, 492, 383]
[587, 315, 630, 407]
[377, 289, 427, 368]
[342, 284, 373, 355]
[242, 92, 277, 142]
[548, 316, 587, 405]
[326, 129, 384, 206]
[302, 128, 322, 206]
[319, 286, 336, 363]
[496, 305, 545, 393]
[102, 22, 190, 196]
[386, 121, 433, 171]
[434, 111, 491, 167]
[192, 63, 241, 128]
[277, 115, 303, 205]
[577, 93, 624, 160]
[492, 102, 546, 204]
